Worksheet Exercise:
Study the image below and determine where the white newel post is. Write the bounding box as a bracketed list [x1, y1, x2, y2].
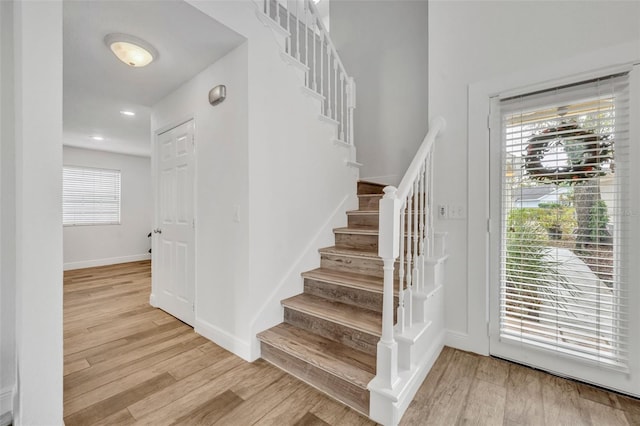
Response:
[377, 186, 400, 389]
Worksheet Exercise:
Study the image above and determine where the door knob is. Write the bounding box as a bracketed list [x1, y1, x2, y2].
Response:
[153, 228, 162, 234]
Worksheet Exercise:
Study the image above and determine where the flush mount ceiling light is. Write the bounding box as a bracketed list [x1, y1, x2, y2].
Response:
[104, 33, 158, 68]
[120, 110, 135, 116]
[91, 135, 105, 141]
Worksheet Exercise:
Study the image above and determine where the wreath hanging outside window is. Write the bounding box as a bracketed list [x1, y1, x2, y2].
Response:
[523, 121, 613, 183]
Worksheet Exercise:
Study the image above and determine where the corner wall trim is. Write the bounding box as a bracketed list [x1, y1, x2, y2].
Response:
[195, 318, 252, 362]
[63, 253, 151, 271]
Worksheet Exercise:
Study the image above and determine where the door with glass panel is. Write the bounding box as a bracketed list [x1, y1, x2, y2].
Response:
[489, 68, 640, 395]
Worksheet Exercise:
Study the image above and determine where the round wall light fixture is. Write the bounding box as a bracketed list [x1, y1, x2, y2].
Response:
[104, 33, 158, 68]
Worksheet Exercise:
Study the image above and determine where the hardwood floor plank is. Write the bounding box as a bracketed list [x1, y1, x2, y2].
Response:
[419, 350, 479, 425]
[580, 398, 629, 426]
[541, 374, 592, 426]
[294, 412, 331, 426]
[411, 345, 454, 404]
[252, 384, 323, 425]
[65, 332, 206, 399]
[575, 382, 622, 409]
[165, 345, 229, 381]
[228, 359, 285, 400]
[169, 390, 243, 426]
[475, 355, 509, 388]
[64, 358, 90, 376]
[618, 395, 640, 426]
[503, 364, 545, 426]
[127, 355, 246, 421]
[309, 395, 351, 424]
[84, 320, 188, 365]
[211, 374, 305, 425]
[457, 378, 505, 426]
[92, 408, 137, 426]
[64, 373, 176, 426]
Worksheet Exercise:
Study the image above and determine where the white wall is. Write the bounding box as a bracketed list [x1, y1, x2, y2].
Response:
[429, 1, 640, 354]
[152, 40, 251, 357]
[331, 0, 429, 185]
[155, 1, 358, 361]
[63, 147, 152, 270]
[0, 0, 16, 418]
[12, 1, 64, 424]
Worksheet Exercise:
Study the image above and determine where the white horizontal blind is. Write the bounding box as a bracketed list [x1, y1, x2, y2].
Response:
[499, 73, 630, 369]
[63, 166, 121, 226]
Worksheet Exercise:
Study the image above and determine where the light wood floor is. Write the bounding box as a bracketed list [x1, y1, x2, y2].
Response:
[64, 261, 640, 425]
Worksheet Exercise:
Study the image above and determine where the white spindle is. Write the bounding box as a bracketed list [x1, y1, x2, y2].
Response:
[405, 187, 413, 329]
[326, 48, 332, 117]
[348, 78, 355, 145]
[340, 73, 345, 141]
[418, 162, 426, 293]
[412, 179, 419, 303]
[312, 19, 317, 91]
[397, 206, 406, 334]
[333, 59, 338, 120]
[295, 0, 300, 60]
[304, 0, 309, 83]
[428, 152, 435, 257]
[266, 0, 271, 19]
[286, 1, 290, 31]
[320, 31, 324, 113]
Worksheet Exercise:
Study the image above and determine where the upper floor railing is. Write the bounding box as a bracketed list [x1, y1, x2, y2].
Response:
[260, 0, 356, 146]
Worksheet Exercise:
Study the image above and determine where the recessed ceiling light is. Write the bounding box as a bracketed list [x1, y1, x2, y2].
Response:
[91, 135, 105, 141]
[120, 110, 135, 116]
[104, 33, 158, 68]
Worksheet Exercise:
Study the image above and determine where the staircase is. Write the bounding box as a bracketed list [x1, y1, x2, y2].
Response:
[258, 180, 388, 416]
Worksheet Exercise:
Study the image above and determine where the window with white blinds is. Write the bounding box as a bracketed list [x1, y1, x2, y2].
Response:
[63, 166, 121, 226]
[499, 73, 630, 369]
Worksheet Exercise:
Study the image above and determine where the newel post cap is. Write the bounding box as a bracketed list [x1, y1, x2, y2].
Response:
[382, 186, 397, 199]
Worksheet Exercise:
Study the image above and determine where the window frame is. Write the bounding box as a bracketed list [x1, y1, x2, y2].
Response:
[62, 165, 122, 227]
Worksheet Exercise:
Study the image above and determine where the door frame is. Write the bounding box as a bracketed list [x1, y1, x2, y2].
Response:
[466, 42, 640, 354]
[467, 44, 640, 396]
[150, 116, 198, 323]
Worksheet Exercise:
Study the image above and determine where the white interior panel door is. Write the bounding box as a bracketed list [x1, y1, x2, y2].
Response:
[152, 120, 195, 326]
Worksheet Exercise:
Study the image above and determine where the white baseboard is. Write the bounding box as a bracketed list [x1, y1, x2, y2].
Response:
[445, 330, 489, 356]
[195, 318, 252, 362]
[63, 253, 151, 271]
[0, 386, 13, 426]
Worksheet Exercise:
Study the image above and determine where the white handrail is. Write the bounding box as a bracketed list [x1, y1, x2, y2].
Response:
[374, 117, 445, 390]
[396, 117, 446, 201]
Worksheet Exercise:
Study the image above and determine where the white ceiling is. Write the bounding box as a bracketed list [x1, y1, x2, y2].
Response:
[63, 0, 245, 157]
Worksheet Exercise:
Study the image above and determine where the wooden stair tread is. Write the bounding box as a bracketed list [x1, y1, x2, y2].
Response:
[333, 227, 379, 236]
[282, 294, 382, 337]
[257, 323, 376, 388]
[302, 268, 384, 294]
[319, 245, 378, 259]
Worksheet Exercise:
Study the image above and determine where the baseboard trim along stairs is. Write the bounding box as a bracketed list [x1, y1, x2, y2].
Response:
[258, 181, 448, 424]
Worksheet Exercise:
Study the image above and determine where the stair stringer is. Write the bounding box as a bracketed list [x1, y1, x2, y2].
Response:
[368, 249, 448, 425]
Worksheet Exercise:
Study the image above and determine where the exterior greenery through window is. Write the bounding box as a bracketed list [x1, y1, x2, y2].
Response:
[63, 166, 121, 226]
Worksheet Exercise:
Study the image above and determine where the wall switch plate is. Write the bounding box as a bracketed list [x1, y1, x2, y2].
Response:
[448, 205, 466, 219]
[438, 205, 448, 219]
